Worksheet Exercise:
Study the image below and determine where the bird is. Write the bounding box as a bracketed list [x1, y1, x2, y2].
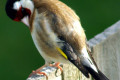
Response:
[5, 0, 109, 80]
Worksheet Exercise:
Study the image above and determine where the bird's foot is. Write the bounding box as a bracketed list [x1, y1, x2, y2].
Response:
[29, 65, 48, 79]
[50, 62, 63, 72]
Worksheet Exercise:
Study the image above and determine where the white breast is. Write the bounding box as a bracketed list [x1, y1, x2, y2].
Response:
[31, 10, 65, 63]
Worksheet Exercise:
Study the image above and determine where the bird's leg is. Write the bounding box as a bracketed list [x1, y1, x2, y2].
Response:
[50, 62, 63, 72]
[29, 64, 48, 79]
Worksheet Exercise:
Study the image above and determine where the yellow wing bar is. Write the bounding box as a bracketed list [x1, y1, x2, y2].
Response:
[56, 47, 68, 59]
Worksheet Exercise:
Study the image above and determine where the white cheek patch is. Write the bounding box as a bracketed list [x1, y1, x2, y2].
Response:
[20, 0, 34, 13]
[13, 1, 21, 10]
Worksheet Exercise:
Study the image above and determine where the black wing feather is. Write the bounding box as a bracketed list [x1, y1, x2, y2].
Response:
[59, 36, 89, 78]
[59, 37, 109, 80]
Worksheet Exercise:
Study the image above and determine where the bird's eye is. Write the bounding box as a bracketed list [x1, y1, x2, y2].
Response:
[22, 8, 31, 18]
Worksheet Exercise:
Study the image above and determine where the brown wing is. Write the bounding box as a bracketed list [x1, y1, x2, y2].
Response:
[33, 0, 86, 51]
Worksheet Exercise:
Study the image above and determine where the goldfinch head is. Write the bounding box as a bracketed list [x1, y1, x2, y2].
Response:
[5, 0, 34, 26]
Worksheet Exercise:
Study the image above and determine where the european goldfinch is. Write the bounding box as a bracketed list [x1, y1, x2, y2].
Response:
[5, 0, 109, 80]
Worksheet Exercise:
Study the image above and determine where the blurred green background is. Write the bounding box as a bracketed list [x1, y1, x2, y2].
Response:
[0, 0, 120, 80]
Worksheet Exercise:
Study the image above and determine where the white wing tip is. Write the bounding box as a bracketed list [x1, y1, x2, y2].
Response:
[81, 47, 98, 73]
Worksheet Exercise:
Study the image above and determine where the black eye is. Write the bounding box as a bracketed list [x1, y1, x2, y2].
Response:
[22, 7, 31, 17]
[21, 8, 28, 16]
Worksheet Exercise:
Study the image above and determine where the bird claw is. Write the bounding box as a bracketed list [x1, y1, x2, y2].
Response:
[29, 70, 48, 79]
[29, 65, 48, 79]
[50, 62, 63, 72]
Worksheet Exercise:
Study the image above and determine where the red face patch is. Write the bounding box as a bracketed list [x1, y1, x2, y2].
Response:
[14, 7, 23, 21]
[14, 6, 31, 22]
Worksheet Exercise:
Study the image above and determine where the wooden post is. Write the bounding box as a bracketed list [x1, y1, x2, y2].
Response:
[27, 21, 120, 80]
[88, 20, 120, 80]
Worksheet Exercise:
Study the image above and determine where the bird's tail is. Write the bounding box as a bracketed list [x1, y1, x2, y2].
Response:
[85, 66, 109, 80]
[79, 47, 109, 80]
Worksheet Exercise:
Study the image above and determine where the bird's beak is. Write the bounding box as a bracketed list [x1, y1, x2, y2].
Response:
[21, 16, 30, 27]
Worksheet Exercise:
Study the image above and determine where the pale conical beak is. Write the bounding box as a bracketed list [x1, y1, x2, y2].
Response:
[21, 16, 29, 27]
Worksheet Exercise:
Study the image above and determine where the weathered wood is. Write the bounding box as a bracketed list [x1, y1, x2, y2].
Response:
[27, 64, 91, 80]
[88, 21, 120, 80]
[27, 66, 62, 80]
[27, 21, 120, 80]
